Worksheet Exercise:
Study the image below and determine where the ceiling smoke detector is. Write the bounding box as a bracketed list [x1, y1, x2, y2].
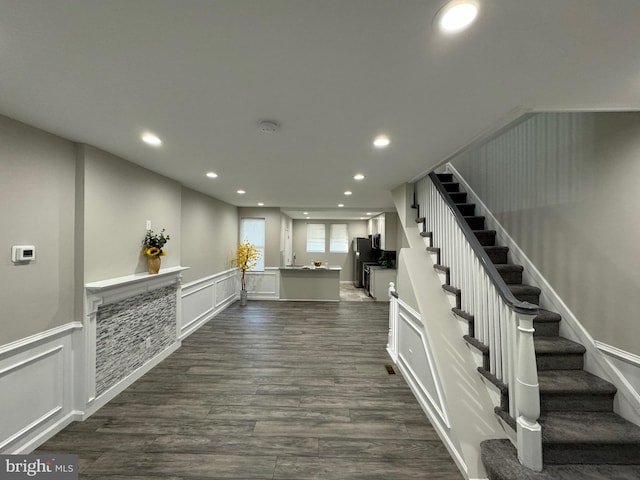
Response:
[258, 120, 280, 133]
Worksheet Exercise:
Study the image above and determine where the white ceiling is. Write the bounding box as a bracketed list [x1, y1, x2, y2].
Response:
[1, 0, 639, 220]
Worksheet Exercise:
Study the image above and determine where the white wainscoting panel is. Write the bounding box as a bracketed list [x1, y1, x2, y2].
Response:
[181, 268, 239, 339]
[245, 268, 280, 300]
[389, 297, 468, 476]
[0, 323, 82, 454]
[396, 302, 451, 430]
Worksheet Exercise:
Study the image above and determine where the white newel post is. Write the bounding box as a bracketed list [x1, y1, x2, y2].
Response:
[387, 282, 398, 362]
[515, 312, 542, 472]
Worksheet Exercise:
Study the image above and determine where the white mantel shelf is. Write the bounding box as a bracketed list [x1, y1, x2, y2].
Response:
[85, 266, 190, 291]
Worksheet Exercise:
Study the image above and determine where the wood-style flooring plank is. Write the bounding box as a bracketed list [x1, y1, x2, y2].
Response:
[35, 300, 462, 479]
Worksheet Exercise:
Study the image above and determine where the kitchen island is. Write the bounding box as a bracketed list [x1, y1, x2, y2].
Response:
[279, 266, 341, 301]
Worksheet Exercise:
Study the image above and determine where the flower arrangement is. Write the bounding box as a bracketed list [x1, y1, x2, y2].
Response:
[232, 241, 261, 290]
[142, 229, 170, 257]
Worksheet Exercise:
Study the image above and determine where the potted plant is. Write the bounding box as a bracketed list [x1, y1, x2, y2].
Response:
[142, 228, 170, 274]
[232, 241, 261, 306]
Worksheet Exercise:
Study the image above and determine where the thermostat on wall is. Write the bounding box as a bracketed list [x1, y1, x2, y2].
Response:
[12, 245, 36, 263]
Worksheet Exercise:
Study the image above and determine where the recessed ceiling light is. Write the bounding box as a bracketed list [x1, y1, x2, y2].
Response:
[338, 204, 344, 208]
[437, 0, 479, 33]
[305, 216, 311, 219]
[344, 191, 352, 196]
[237, 189, 246, 194]
[258, 202, 264, 206]
[353, 174, 365, 181]
[366, 212, 373, 215]
[373, 135, 390, 148]
[206, 171, 218, 178]
[141, 132, 162, 146]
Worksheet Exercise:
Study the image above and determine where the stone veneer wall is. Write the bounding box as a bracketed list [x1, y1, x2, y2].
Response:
[95, 285, 177, 395]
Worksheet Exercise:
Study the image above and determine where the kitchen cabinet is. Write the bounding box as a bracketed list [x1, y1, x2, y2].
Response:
[368, 212, 398, 250]
[370, 268, 396, 301]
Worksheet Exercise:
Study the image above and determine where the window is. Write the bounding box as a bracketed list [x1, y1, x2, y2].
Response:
[240, 218, 265, 271]
[306, 223, 326, 253]
[330, 224, 349, 253]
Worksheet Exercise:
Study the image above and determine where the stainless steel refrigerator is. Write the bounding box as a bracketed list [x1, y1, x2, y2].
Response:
[352, 237, 378, 287]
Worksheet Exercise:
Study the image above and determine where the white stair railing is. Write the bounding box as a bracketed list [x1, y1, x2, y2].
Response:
[414, 173, 542, 472]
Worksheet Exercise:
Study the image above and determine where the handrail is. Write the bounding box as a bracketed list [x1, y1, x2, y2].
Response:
[427, 172, 538, 316]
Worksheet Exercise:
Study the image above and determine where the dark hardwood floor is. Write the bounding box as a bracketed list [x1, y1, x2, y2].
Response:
[36, 300, 463, 479]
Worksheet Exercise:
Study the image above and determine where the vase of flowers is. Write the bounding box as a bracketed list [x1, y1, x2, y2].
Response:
[142, 229, 170, 274]
[232, 241, 261, 306]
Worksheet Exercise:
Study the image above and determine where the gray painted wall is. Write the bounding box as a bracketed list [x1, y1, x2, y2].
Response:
[0, 114, 243, 347]
[0, 115, 77, 345]
[292, 219, 368, 282]
[82, 145, 182, 282]
[181, 187, 238, 283]
[450, 112, 640, 356]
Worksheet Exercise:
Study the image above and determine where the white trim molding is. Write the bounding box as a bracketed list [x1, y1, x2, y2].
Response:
[0, 323, 82, 454]
[181, 268, 239, 339]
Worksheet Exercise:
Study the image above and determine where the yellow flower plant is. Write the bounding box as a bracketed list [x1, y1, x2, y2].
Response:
[142, 229, 170, 257]
[232, 241, 261, 290]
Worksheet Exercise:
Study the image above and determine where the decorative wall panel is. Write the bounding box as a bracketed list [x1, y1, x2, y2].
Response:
[95, 285, 176, 395]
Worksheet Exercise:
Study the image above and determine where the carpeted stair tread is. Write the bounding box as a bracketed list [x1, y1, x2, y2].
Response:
[415, 216, 425, 224]
[448, 191, 467, 203]
[464, 215, 486, 229]
[534, 336, 586, 355]
[538, 370, 617, 396]
[481, 439, 640, 480]
[540, 412, 640, 445]
[538, 371, 617, 412]
[495, 264, 524, 284]
[441, 181, 460, 192]
[508, 284, 541, 303]
[535, 336, 586, 370]
[474, 230, 497, 246]
[455, 203, 476, 215]
[534, 308, 562, 324]
[533, 309, 562, 337]
[436, 173, 453, 182]
[541, 412, 640, 464]
[483, 246, 509, 264]
[419, 231, 432, 238]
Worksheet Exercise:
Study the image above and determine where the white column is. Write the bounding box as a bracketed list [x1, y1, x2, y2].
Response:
[515, 312, 542, 471]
